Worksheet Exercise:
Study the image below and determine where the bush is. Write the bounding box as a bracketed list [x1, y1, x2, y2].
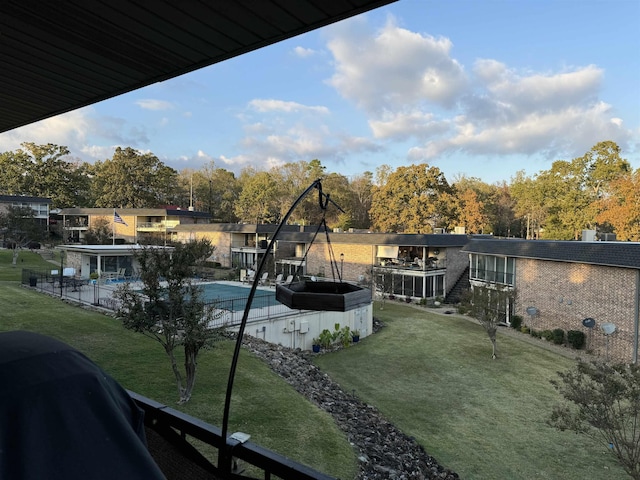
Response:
[318, 329, 333, 349]
[552, 328, 565, 345]
[521, 326, 530, 334]
[540, 330, 553, 341]
[339, 326, 352, 348]
[567, 330, 586, 350]
[510, 315, 523, 330]
[530, 329, 542, 339]
[457, 304, 470, 315]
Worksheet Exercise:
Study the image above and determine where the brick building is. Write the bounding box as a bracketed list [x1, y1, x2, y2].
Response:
[463, 238, 640, 363]
[173, 222, 475, 301]
[60, 208, 211, 244]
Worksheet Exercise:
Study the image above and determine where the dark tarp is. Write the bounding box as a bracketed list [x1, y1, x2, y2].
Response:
[0, 331, 165, 479]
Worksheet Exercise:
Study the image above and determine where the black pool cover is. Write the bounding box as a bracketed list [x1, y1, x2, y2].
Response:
[0, 330, 165, 479]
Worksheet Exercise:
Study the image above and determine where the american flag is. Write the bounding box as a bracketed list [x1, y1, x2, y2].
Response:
[114, 210, 128, 226]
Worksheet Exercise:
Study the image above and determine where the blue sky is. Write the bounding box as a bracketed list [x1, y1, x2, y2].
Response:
[1, 0, 638, 184]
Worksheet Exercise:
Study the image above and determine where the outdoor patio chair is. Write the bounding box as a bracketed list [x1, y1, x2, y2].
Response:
[274, 273, 283, 285]
[258, 272, 269, 286]
[242, 271, 255, 284]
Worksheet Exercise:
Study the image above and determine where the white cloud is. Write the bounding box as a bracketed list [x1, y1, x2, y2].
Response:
[472, 60, 603, 115]
[0, 108, 91, 153]
[324, 15, 633, 164]
[369, 110, 450, 140]
[327, 15, 468, 113]
[248, 99, 329, 115]
[0, 106, 152, 163]
[293, 46, 317, 58]
[409, 101, 631, 161]
[135, 99, 174, 110]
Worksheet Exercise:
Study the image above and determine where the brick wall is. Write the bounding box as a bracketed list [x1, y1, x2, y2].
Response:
[305, 242, 375, 282]
[516, 258, 638, 363]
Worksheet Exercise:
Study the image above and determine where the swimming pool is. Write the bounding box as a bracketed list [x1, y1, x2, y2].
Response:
[199, 282, 279, 312]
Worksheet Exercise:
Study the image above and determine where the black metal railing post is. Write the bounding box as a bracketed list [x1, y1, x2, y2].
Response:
[219, 179, 329, 476]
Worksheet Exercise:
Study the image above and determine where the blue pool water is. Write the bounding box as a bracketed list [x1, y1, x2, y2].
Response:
[199, 282, 279, 312]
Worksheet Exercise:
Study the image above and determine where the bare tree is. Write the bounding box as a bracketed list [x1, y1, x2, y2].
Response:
[550, 360, 640, 479]
[463, 284, 515, 359]
[114, 239, 224, 404]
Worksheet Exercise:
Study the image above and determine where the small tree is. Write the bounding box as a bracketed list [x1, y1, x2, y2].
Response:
[0, 205, 45, 266]
[463, 284, 515, 359]
[83, 217, 113, 244]
[550, 360, 640, 479]
[114, 239, 224, 404]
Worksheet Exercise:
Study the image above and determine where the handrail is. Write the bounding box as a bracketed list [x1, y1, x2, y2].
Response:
[128, 390, 336, 480]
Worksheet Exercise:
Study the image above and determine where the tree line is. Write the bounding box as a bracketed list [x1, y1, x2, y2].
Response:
[1, 140, 636, 240]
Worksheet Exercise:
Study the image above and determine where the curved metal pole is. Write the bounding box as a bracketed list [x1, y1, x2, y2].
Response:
[219, 179, 324, 473]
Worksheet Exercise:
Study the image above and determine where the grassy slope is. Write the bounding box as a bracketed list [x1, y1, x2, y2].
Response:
[314, 302, 626, 480]
[0, 250, 357, 479]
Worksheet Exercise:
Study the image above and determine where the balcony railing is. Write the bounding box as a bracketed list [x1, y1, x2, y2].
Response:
[137, 220, 180, 231]
[129, 390, 336, 480]
[375, 258, 446, 271]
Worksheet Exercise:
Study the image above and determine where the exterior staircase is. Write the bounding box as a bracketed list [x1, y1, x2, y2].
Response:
[445, 266, 470, 304]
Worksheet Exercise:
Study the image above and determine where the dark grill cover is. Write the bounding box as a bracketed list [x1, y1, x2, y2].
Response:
[0, 331, 165, 479]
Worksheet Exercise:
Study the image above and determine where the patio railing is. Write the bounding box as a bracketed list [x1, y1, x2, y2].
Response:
[129, 390, 337, 480]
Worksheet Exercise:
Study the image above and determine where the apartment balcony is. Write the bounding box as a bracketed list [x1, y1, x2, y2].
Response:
[64, 218, 89, 230]
[374, 257, 446, 272]
[137, 220, 180, 232]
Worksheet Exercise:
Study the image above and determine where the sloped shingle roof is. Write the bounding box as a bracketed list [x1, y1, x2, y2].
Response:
[462, 238, 640, 269]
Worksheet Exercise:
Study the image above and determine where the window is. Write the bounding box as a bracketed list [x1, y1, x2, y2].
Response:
[375, 271, 442, 299]
[470, 254, 515, 286]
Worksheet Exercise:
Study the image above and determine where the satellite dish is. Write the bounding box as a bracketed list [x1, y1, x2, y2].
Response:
[582, 318, 596, 328]
[526, 307, 539, 316]
[601, 323, 616, 335]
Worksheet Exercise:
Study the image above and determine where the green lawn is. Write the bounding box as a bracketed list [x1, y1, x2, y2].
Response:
[0, 249, 358, 479]
[2, 250, 628, 479]
[314, 302, 626, 479]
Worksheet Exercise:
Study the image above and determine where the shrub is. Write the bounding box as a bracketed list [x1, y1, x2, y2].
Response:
[339, 325, 352, 348]
[510, 315, 523, 330]
[530, 329, 542, 339]
[552, 328, 565, 345]
[521, 326, 530, 334]
[318, 329, 333, 349]
[542, 330, 554, 342]
[567, 330, 586, 350]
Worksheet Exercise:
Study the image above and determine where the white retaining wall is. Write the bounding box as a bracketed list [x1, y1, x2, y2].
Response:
[226, 304, 373, 351]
